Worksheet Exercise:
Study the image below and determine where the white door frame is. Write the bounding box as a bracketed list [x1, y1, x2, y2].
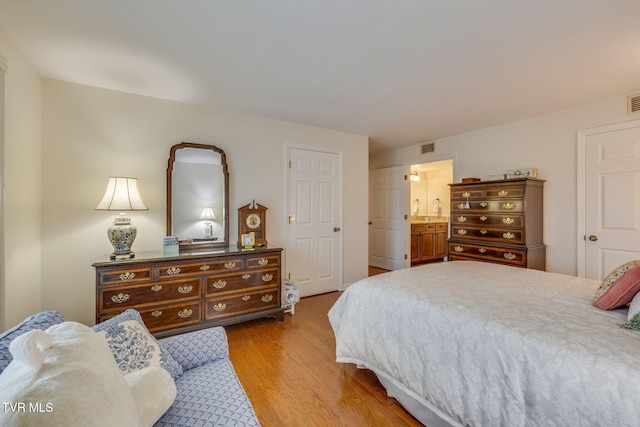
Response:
[285, 143, 343, 292]
[576, 118, 640, 277]
[403, 153, 456, 267]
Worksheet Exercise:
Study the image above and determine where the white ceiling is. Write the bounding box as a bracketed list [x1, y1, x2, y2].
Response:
[1, 0, 639, 153]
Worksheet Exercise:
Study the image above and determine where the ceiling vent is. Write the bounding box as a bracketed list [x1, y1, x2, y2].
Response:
[420, 141, 436, 155]
[628, 93, 640, 115]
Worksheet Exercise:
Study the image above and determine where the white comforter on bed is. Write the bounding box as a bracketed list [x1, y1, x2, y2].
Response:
[328, 261, 640, 427]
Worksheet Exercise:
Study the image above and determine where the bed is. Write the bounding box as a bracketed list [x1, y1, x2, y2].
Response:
[328, 261, 640, 427]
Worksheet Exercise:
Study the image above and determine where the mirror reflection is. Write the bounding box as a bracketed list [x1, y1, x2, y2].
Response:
[167, 143, 229, 250]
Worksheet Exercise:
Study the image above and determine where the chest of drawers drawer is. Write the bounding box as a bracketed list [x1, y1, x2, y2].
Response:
[449, 242, 527, 266]
[98, 277, 200, 311]
[452, 214, 523, 228]
[451, 226, 524, 244]
[97, 266, 153, 286]
[205, 287, 279, 320]
[157, 258, 244, 279]
[206, 268, 279, 295]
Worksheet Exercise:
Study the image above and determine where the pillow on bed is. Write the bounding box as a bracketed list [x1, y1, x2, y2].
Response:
[593, 260, 640, 310]
[620, 291, 640, 331]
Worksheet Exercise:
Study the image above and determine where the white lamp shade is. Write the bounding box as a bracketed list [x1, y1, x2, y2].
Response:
[96, 177, 148, 211]
[200, 207, 216, 220]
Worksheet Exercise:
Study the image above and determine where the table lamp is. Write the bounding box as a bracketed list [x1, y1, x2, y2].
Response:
[200, 207, 216, 238]
[95, 177, 148, 259]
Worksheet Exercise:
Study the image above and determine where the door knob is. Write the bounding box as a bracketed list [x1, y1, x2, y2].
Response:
[588, 235, 598, 242]
[333, 227, 341, 232]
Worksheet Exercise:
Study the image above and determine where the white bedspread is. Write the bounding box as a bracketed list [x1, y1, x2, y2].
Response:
[328, 261, 640, 427]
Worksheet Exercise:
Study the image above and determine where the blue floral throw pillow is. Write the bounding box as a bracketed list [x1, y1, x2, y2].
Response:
[92, 309, 183, 379]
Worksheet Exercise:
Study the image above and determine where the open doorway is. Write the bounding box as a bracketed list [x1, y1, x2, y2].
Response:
[407, 159, 453, 267]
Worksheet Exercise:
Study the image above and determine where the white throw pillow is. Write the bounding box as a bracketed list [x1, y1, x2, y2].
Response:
[0, 321, 176, 427]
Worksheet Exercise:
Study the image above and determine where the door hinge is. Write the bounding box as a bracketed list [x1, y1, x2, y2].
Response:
[404, 174, 408, 180]
[404, 254, 408, 260]
[404, 214, 408, 220]
[289, 161, 292, 168]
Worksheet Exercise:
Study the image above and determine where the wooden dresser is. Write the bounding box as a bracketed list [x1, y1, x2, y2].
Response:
[448, 178, 546, 270]
[94, 247, 284, 337]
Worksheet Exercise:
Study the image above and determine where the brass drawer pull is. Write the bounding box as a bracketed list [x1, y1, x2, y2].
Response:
[213, 280, 227, 289]
[262, 273, 273, 282]
[503, 232, 515, 240]
[503, 202, 515, 210]
[457, 203, 466, 209]
[200, 265, 210, 271]
[111, 293, 130, 304]
[478, 248, 486, 253]
[242, 295, 251, 301]
[503, 217, 515, 225]
[224, 261, 236, 270]
[178, 309, 193, 319]
[151, 285, 163, 292]
[480, 216, 488, 221]
[458, 216, 467, 222]
[242, 274, 251, 280]
[504, 252, 517, 260]
[457, 229, 467, 235]
[119, 272, 136, 281]
[480, 230, 488, 234]
[453, 246, 464, 252]
[151, 310, 163, 318]
[166, 267, 181, 276]
[480, 202, 488, 208]
[261, 295, 274, 303]
[258, 258, 269, 266]
[461, 192, 471, 198]
[213, 303, 226, 312]
[498, 190, 508, 196]
[178, 285, 193, 294]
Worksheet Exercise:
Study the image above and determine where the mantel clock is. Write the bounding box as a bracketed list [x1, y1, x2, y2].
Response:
[238, 200, 267, 248]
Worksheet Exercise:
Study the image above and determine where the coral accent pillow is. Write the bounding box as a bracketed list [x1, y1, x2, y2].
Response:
[593, 260, 640, 310]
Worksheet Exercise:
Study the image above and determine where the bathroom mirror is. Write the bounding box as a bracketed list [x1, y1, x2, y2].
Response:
[166, 142, 229, 251]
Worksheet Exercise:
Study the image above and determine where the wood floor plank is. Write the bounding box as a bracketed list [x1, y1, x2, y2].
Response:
[225, 292, 424, 427]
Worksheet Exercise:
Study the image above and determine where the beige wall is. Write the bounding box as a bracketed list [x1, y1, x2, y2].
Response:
[40, 80, 368, 325]
[371, 95, 635, 275]
[0, 31, 43, 329]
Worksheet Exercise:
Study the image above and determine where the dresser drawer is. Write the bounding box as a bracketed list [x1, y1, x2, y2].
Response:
[139, 301, 202, 332]
[97, 266, 152, 286]
[453, 199, 523, 212]
[485, 186, 525, 199]
[206, 268, 279, 295]
[449, 243, 526, 266]
[205, 287, 279, 320]
[452, 213, 523, 228]
[245, 254, 280, 269]
[157, 258, 244, 278]
[451, 226, 524, 244]
[451, 189, 484, 200]
[99, 278, 201, 311]
[97, 300, 202, 331]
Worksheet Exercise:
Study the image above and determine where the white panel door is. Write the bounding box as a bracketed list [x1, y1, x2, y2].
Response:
[582, 121, 640, 279]
[368, 166, 406, 270]
[288, 147, 341, 297]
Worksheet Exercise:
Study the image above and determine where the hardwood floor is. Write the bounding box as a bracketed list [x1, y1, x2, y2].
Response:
[225, 291, 423, 427]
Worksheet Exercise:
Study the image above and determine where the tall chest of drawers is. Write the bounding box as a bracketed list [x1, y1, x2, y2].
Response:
[94, 247, 284, 337]
[448, 178, 546, 270]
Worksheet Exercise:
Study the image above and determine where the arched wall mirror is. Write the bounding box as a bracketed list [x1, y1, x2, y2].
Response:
[166, 142, 229, 251]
